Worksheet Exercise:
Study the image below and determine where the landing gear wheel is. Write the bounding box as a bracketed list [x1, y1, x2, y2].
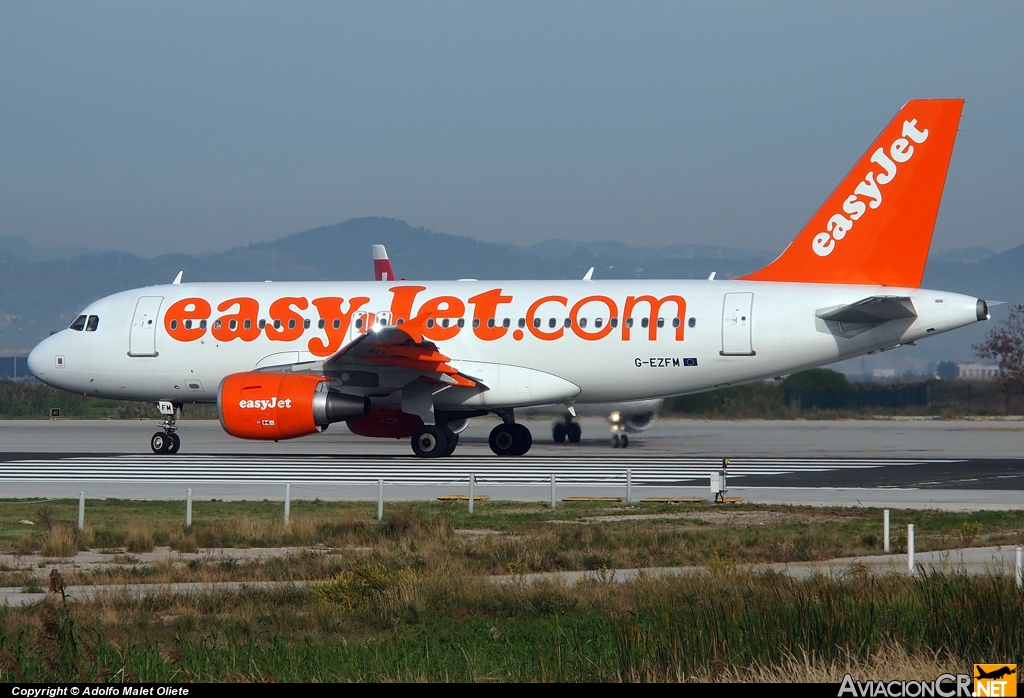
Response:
[490, 423, 532, 456]
[489, 424, 516, 455]
[512, 423, 532, 455]
[567, 422, 582, 443]
[552, 422, 567, 443]
[412, 425, 449, 458]
[441, 428, 459, 457]
[166, 433, 181, 454]
[151, 432, 170, 454]
[620, 434, 629, 449]
[612, 433, 621, 448]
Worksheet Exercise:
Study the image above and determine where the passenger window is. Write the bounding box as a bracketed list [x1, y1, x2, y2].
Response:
[611, 318, 618, 328]
[458, 318, 465, 328]
[518, 318, 526, 328]
[332, 319, 341, 329]
[318, 319, 326, 329]
[626, 318, 634, 328]
[70, 315, 87, 331]
[563, 318, 571, 328]
[229, 319, 238, 331]
[657, 318, 665, 328]
[426, 318, 435, 328]
[487, 318, 495, 328]
[502, 318, 510, 328]
[303, 319, 310, 329]
[184, 319, 192, 330]
[214, 320, 223, 330]
[355, 318, 363, 329]
[595, 318, 603, 328]
[548, 318, 556, 328]
[288, 319, 296, 330]
[641, 318, 649, 328]
[579, 318, 587, 328]
[258, 319, 267, 329]
[86, 316, 99, 331]
[243, 319, 252, 330]
[200, 320, 207, 330]
[672, 318, 680, 328]
[688, 317, 696, 328]
[169, 320, 179, 330]
[441, 318, 450, 328]
[473, 318, 480, 328]
[533, 318, 541, 328]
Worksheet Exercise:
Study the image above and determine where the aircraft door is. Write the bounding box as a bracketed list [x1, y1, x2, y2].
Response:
[720, 292, 755, 356]
[128, 296, 163, 357]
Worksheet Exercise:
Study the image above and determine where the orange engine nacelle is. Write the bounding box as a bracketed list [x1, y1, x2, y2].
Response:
[218, 372, 370, 440]
[346, 409, 424, 439]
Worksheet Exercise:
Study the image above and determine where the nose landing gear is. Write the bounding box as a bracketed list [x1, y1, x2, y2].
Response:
[552, 415, 582, 444]
[151, 401, 182, 454]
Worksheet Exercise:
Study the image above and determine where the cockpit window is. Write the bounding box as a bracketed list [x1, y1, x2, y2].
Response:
[85, 315, 99, 332]
[69, 315, 87, 331]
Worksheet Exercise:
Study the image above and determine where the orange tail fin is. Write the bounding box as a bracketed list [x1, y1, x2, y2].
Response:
[740, 99, 964, 287]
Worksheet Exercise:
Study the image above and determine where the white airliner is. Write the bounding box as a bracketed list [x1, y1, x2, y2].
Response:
[28, 99, 987, 458]
[371, 243, 659, 448]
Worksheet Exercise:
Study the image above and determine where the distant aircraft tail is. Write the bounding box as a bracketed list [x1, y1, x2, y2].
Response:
[740, 99, 964, 287]
[372, 244, 396, 281]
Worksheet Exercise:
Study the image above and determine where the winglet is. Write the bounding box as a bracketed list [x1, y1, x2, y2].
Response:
[372, 244, 396, 282]
[172, 271, 183, 285]
[583, 267, 594, 281]
[740, 99, 964, 287]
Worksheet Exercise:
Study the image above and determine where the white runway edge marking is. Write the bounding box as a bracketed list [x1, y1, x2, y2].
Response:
[0, 455, 959, 485]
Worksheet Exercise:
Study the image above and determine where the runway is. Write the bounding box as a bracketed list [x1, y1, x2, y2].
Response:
[1, 418, 1022, 508]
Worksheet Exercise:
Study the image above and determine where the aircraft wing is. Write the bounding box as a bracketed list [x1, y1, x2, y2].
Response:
[816, 296, 917, 325]
[321, 317, 478, 389]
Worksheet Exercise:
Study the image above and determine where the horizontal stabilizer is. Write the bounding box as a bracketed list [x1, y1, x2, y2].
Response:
[816, 296, 917, 325]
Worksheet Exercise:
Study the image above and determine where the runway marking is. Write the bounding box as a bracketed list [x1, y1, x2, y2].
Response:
[0, 454, 960, 485]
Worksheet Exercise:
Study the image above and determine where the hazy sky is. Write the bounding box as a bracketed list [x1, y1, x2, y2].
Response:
[2, 2, 1022, 258]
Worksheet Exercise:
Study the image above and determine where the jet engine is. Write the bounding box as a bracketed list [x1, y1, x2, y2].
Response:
[218, 372, 370, 440]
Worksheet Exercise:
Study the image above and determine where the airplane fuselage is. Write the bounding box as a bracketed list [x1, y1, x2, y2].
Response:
[28, 279, 985, 409]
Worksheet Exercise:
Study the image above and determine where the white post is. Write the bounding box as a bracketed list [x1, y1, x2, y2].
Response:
[78, 491, 85, 531]
[884, 509, 890, 553]
[468, 474, 475, 514]
[907, 524, 915, 575]
[377, 479, 384, 521]
[284, 483, 291, 526]
[1016, 546, 1022, 589]
[186, 488, 193, 528]
[626, 468, 632, 503]
[550, 474, 556, 509]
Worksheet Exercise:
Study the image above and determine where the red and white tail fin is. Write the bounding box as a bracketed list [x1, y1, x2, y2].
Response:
[740, 99, 964, 287]
[372, 244, 396, 281]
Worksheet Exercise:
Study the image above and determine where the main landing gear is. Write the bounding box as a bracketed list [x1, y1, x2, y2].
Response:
[489, 411, 532, 456]
[410, 425, 459, 458]
[151, 401, 181, 454]
[552, 415, 581, 444]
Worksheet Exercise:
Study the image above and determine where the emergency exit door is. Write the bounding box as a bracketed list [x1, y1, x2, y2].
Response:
[128, 296, 163, 357]
[721, 292, 755, 356]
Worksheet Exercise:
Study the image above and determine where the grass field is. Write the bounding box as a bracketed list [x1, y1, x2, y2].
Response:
[0, 498, 1020, 681]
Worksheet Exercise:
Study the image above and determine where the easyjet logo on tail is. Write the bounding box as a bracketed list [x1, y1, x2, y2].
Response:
[813, 119, 930, 257]
[739, 99, 964, 288]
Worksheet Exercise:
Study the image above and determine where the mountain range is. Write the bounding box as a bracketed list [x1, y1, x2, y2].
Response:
[0, 217, 1019, 368]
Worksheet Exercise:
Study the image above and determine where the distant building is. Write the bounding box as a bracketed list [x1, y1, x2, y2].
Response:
[957, 363, 1001, 380]
[871, 368, 896, 379]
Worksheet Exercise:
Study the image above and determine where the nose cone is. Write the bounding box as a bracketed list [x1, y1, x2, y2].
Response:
[27, 335, 56, 383]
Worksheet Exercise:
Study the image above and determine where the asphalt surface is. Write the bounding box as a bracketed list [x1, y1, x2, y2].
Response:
[0, 417, 1022, 508]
